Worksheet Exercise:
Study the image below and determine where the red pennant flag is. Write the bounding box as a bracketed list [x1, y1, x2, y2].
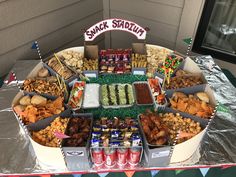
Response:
[5, 72, 16, 84]
[222, 165, 232, 169]
[125, 170, 135, 177]
[39, 175, 51, 177]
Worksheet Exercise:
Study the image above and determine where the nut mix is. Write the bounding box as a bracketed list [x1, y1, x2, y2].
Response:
[165, 75, 203, 89]
[165, 70, 203, 89]
[32, 117, 69, 147]
[22, 78, 64, 97]
[159, 112, 202, 144]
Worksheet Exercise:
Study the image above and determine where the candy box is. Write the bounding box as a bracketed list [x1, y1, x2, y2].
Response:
[99, 49, 132, 74]
[89, 117, 143, 169]
[61, 113, 93, 171]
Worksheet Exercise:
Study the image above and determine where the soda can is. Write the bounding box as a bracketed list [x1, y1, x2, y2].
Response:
[104, 148, 117, 167]
[117, 148, 128, 166]
[91, 148, 104, 166]
[128, 147, 142, 166]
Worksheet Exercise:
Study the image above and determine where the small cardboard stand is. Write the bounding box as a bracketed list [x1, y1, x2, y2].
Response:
[132, 43, 147, 75]
[83, 45, 99, 78]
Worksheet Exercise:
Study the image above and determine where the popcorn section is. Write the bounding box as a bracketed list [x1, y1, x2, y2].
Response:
[11, 19, 217, 172]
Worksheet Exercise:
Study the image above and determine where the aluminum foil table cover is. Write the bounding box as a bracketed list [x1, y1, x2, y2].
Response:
[0, 56, 236, 174]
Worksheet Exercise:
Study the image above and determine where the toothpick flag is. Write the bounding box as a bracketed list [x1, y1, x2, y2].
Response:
[5, 72, 16, 84]
[183, 37, 192, 45]
[54, 131, 70, 139]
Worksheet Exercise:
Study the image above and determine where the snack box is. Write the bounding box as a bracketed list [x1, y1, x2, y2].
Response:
[138, 107, 208, 166]
[148, 78, 167, 108]
[138, 113, 171, 167]
[100, 83, 135, 109]
[163, 57, 208, 91]
[165, 84, 217, 119]
[165, 84, 217, 163]
[12, 91, 70, 128]
[21, 62, 69, 102]
[82, 83, 100, 109]
[67, 81, 86, 110]
[132, 81, 154, 106]
[57, 46, 99, 78]
[43, 54, 77, 84]
[14, 111, 72, 170]
[131, 43, 147, 76]
[61, 113, 93, 171]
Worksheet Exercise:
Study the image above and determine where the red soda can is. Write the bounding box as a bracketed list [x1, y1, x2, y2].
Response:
[91, 148, 104, 166]
[104, 148, 117, 167]
[117, 148, 128, 166]
[128, 147, 141, 166]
